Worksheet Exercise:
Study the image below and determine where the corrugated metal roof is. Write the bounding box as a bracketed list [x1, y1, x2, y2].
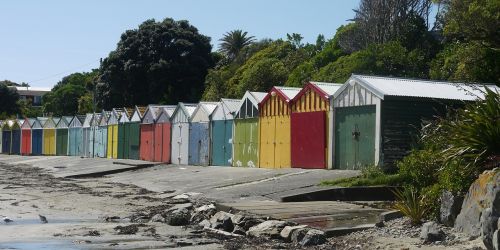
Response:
[184, 104, 197, 117]
[162, 105, 177, 117]
[221, 99, 241, 113]
[348, 75, 499, 101]
[199, 102, 218, 115]
[310, 82, 343, 96]
[275, 86, 301, 100]
[250, 92, 267, 102]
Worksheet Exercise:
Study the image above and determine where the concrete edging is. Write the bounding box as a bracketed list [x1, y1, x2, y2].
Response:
[281, 186, 401, 202]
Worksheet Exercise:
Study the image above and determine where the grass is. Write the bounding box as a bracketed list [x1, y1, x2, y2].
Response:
[321, 173, 403, 187]
[321, 165, 405, 187]
[392, 187, 428, 225]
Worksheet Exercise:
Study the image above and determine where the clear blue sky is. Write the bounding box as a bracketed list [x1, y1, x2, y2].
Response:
[0, 0, 360, 89]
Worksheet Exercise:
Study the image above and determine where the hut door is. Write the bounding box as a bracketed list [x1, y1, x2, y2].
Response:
[291, 111, 326, 169]
[335, 105, 376, 169]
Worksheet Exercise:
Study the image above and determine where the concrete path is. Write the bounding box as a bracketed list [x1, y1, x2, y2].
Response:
[0, 155, 377, 234]
[0, 155, 155, 178]
[218, 201, 384, 231]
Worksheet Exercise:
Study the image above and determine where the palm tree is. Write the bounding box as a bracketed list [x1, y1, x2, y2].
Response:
[218, 30, 255, 61]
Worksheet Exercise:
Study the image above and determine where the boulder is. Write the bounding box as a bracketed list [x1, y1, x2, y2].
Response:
[232, 225, 246, 235]
[493, 230, 499, 250]
[481, 208, 499, 250]
[299, 229, 326, 246]
[167, 203, 193, 213]
[247, 220, 287, 238]
[291, 227, 309, 243]
[280, 225, 308, 242]
[195, 204, 216, 213]
[420, 222, 445, 243]
[455, 169, 500, 238]
[230, 213, 245, 226]
[150, 214, 164, 223]
[440, 190, 464, 227]
[241, 217, 265, 231]
[209, 211, 234, 232]
[165, 209, 190, 226]
[199, 219, 211, 228]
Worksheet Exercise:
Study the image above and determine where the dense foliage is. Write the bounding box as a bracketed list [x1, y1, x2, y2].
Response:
[42, 71, 98, 116]
[0, 84, 20, 119]
[97, 18, 215, 109]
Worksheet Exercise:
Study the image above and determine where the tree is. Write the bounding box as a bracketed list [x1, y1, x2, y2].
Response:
[218, 30, 255, 62]
[0, 84, 20, 118]
[314, 41, 429, 83]
[443, 0, 500, 47]
[77, 93, 94, 114]
[98, 18, 214, 108]
[42, 84, 86, 116]
[286, 33, 304, 48]
[341, 0, 433, 52]
[430, 41, 500, 84]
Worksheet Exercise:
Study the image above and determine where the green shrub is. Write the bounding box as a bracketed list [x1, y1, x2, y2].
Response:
[397, 149, 443, 190]
[392, 186, 428, 225]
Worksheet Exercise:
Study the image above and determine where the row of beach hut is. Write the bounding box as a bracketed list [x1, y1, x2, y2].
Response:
[1, 75, 497, 170]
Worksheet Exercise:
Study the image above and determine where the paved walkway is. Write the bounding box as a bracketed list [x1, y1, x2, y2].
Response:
[0, 155, 380, 233]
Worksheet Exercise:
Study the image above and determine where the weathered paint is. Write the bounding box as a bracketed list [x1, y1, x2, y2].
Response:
[106, 109, 120, 159]
[334, 105, 376, 169]
[117, 107, 133, 159]
[290, 111, 326, 168]
[21, 119, 32, 155]
[68, 116, 84, 156]
[124, 122, 140, 159]
[188, 122, 210, 166]
[258, 87, 300, 169]
[55, 117, 71, 156]
[31, 118, 43, 156]
[290, 82, 342, 169]
[11, 127, 21, 155]
[42, 118, 57, 156]
[153, 123, 171, 162]
[233, 118, 259, 167]
[210, 99, 240, 166]
[107, 125, 118, 158]
[68, 127, 83, 156]
[96, 125, 108, 158]
[170, 103, 197, 165]
[2, 129, 11, 154]
[56, 128, 69, 156]
[81, 114, 93, 157]
[211, 120, 233, 166]
[233, 91, 266, 167]
[32, 129, 43, 155]
[43, 129, 56, 155]
[139, 123, 154, 161]
[190, 102, 218, 166]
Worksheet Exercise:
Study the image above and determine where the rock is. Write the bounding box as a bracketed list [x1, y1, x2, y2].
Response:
[204, 227, 243, 237]
[195, 204, 216, 213]
[481, 208, 499, 250]
[232, 225, 246, 235]
[455, 169, 500, 238]
[209, 211, 234, 232]
[493, 230, 500, 250]
[440, 190, 464, 227]
[247, 220, 287, 238]
[230, 213, 245, 225]
[299, 229, 326, 246]
[167, 203, 193, 213]
[199, 219, 211, 228]
[165, 209, 190, 226]
[375, 221, 385, 227]
[172, 194, 190, 199]
[291, 227, 309, 243]
[280, 225, 308, 242]
[150, 214, 164, 223]
[420, 222, 445, 243]
[241, 217, 265, 231]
